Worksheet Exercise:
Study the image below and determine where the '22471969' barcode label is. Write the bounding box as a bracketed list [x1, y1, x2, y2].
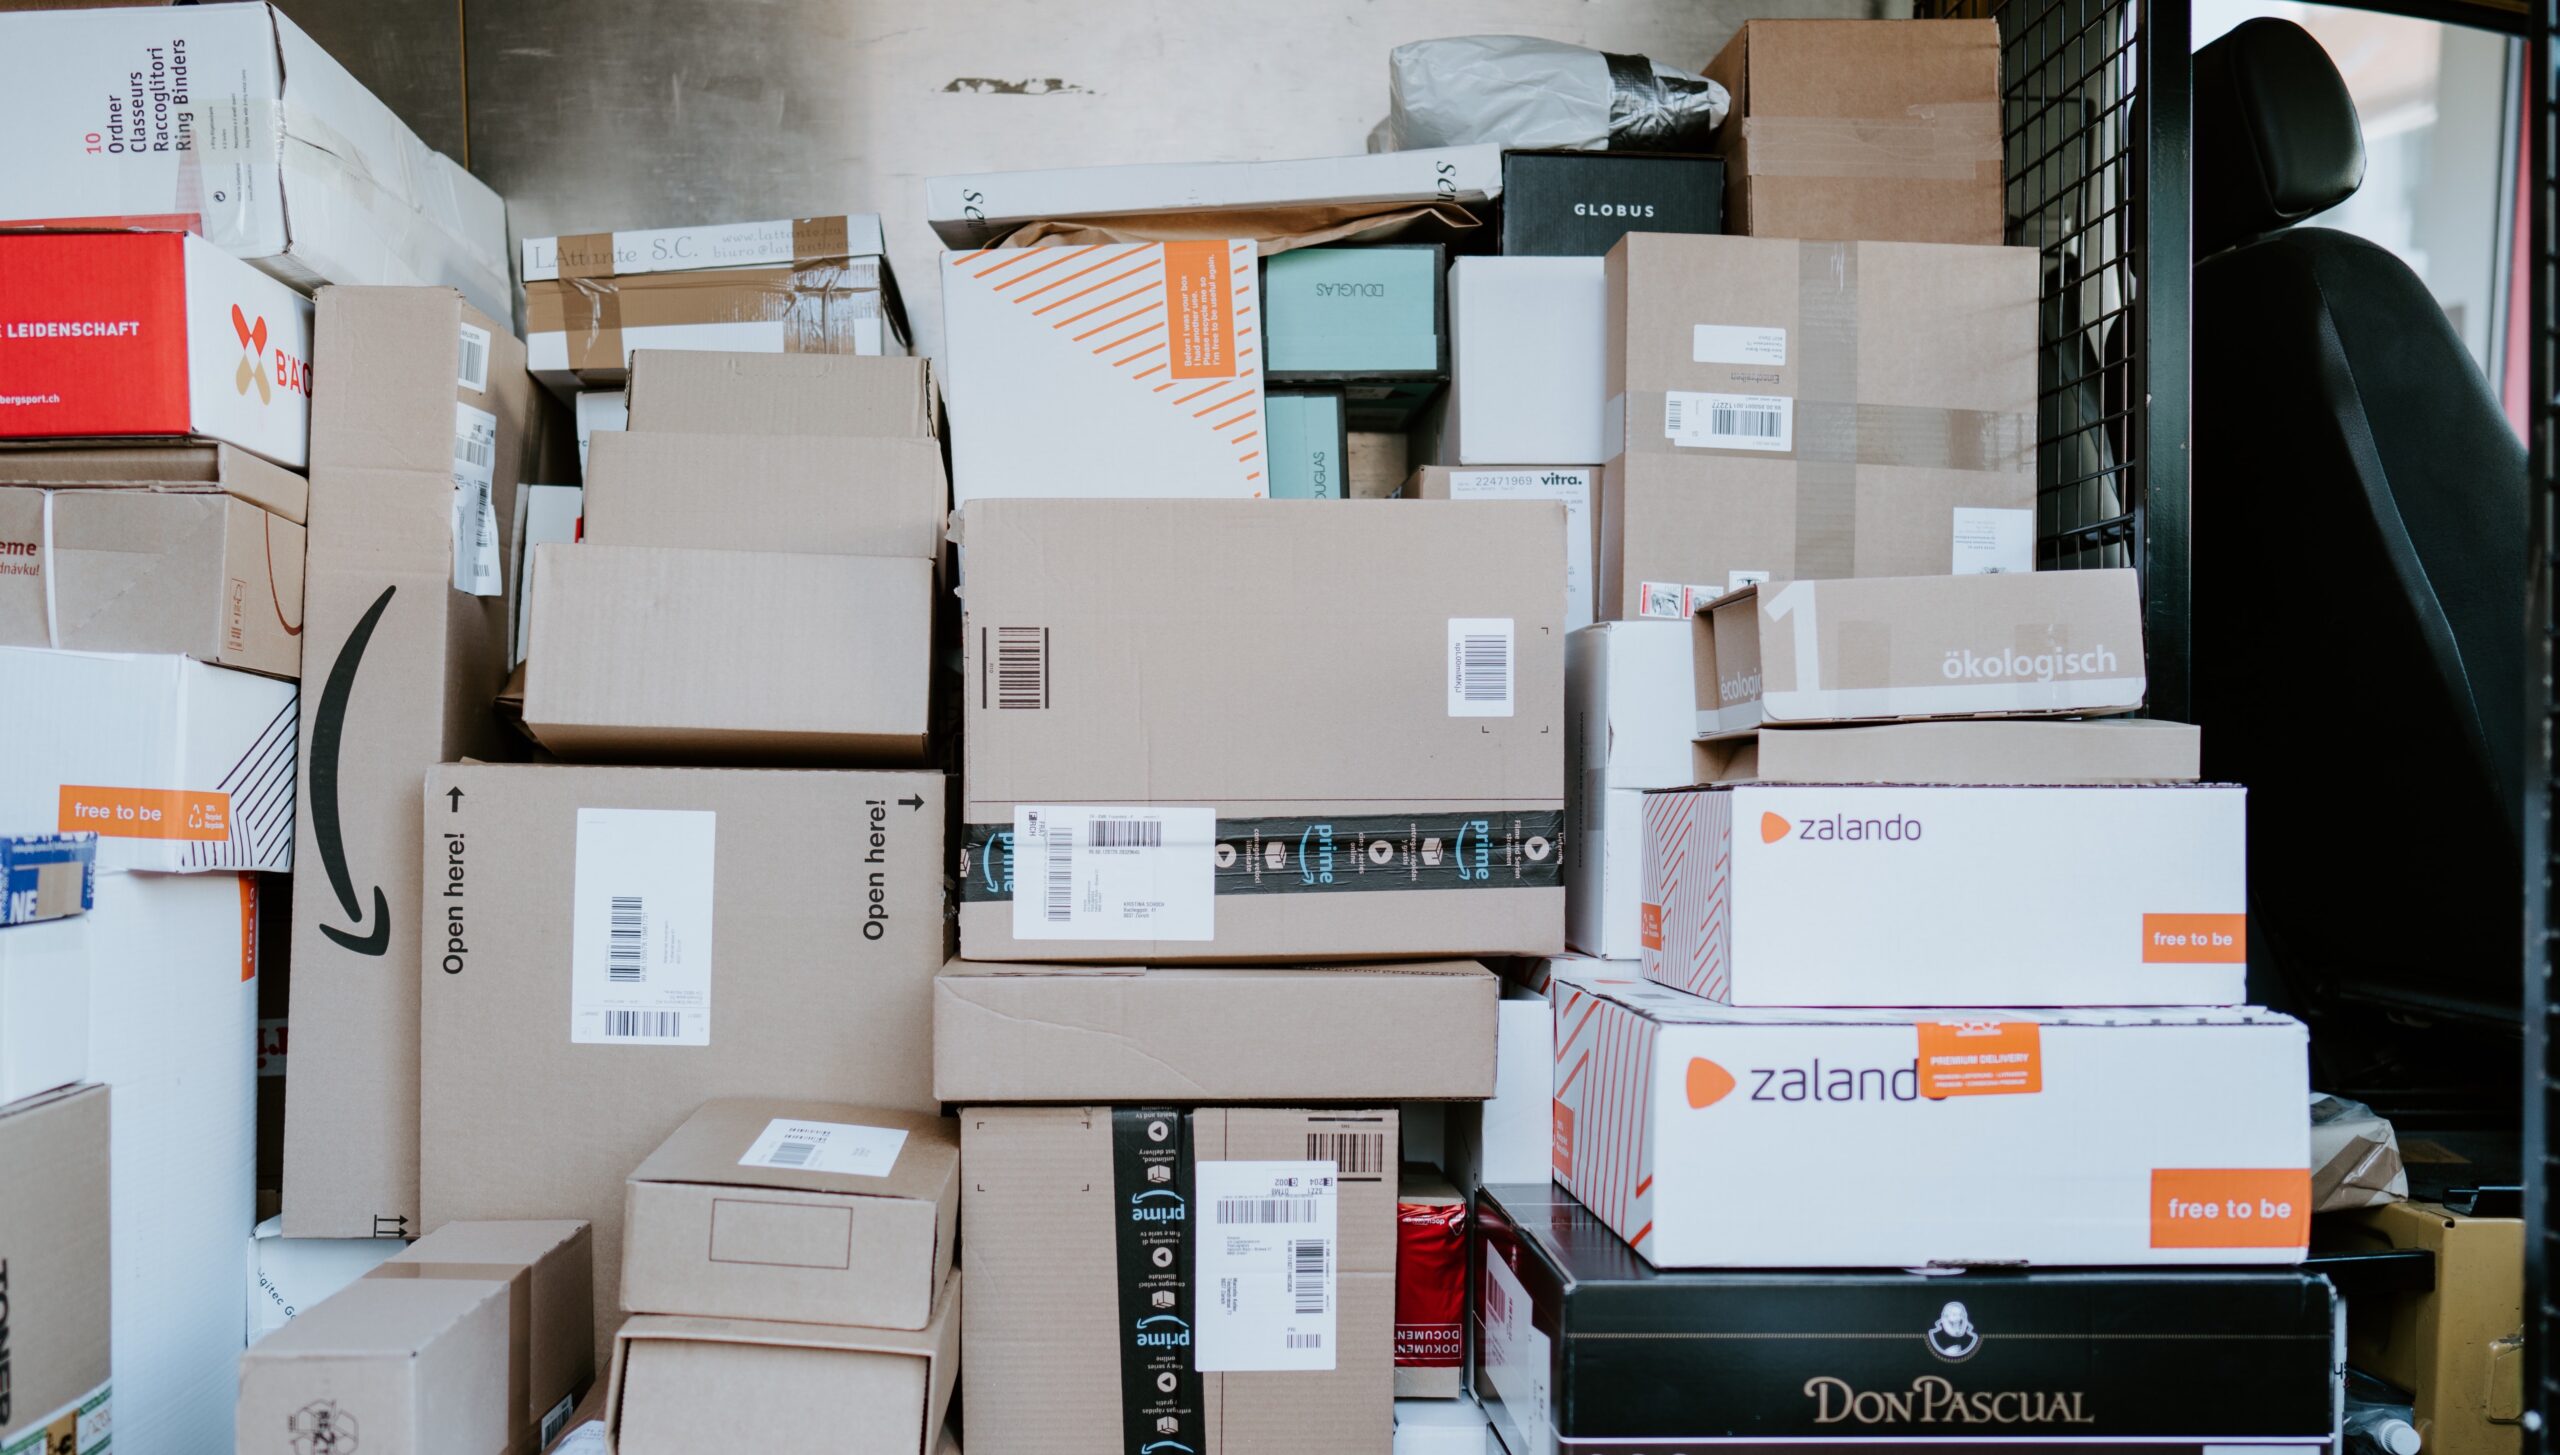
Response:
[1447, 618, 1514, 718]
[1666, 390, 1794, 452]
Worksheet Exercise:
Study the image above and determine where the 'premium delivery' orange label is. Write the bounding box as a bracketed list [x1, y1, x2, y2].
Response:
[1916, 1020, 2042, 1097]
[59, 785, 232, 841]
[1161, 239, 1237, 381]
[1639, 902, 1664, 950]
[2142, 913, 2246, 963]
[2150, 1168, 2309, 1248]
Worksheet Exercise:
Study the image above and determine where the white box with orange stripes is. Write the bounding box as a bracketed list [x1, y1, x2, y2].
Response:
[940, 239, 1269, 505]
[1546, 962, 2311, 1269]
[1638, 782, 2246, 1007]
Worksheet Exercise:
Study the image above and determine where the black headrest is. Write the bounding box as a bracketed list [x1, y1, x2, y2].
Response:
[2193, 18, 2366, 256]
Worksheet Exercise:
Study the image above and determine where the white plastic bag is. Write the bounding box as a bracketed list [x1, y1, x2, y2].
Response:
[1383, 35, 1730, 153]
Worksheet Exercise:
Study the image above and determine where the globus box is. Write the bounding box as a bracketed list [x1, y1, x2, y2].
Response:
[0, 1084, 111, 1455]
[0, 645, 296, 873]
[940, 241, 1268, 504]
[1546, 965, 2311, 1269]
[1438, 257, 1608, 465]
[924, 145, 1503, 249]
[1639, 782, 2246, 1006]
[606, 1272, 957, 1455]
[0, 2, 510, 316]
[1409, 465, 1596, 630]
[419, 762, 946, 1354]
[236, 1276, 514, 1455]
[956, 499, 1565, 963]
[1475, 1182, 2343, 1454]
[961, 1106, 1398, 1455]
[1498, 150, 1726, 257]
[0, 485, 306, 677]
[1564, 620, 1695, 959]
[367, 1220, 595, 1455]
[621, 1099, 958, 1330]
[0, 441, 308, 523]
[1697, 570, 2148, 736]
[285, 286, 565, 1243]
[1702, 718, 2205, 785]
[0, 231, 313, 467]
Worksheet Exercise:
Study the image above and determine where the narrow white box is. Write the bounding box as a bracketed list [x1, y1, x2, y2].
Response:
[1445, 257, 1608, 465]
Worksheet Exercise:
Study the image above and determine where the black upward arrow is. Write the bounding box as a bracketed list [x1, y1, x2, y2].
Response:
[447, 786, 465, 812]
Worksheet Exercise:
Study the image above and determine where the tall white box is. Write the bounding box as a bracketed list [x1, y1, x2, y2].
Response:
[0, 2, 511, 318]
[941, 240, 1267, 505]
[0, 908, 90, 1107]
[1550, 964, 2311, 1269]
[1640, 783, 2246, 1007]
[1565, 621, 1693, 959]
[1444, 257, 1608, 465]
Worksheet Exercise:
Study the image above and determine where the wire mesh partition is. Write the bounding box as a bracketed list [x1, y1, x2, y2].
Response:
[1916, 0, 2193, 720]
[2528, 0, 2557, 1434]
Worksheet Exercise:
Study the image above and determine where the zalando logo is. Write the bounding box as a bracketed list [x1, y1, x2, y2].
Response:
[1763, 811, 1923, 844]
[1685, 1055, 1924, 1107]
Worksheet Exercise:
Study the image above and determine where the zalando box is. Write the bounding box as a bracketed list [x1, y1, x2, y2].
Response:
[0, 231, 313, 467]
[941, 241, 1268, 504]
[1697, 570, 2147, 737]
[1640, 782, 2245, 1007]
[958, 499, 1564, 963]
[1548, 965, 2312, 1269]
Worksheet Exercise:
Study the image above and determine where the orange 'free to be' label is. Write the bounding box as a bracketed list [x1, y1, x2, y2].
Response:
[2150, 1168, 2310, 1248]
[1639, 902, 1664, 951]
[59, 785, 232, 841]
[2142, 913, 2246, 963]
[1551, 1099, 1576, 1179]
[1915, 1021, 2042, 1097]
[1160, 239, 1237, 381]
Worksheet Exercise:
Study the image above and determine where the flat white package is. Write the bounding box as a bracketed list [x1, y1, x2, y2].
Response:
[244, 1214, 401, 1343]
[574, 391, 627, 473]
[941, 240, 1268, 504]
[1564, 621, 1693, 959]
[1443, 257, 1608, 464]
[88, 869, 261, 1452]
[0, 648, 296, 873]
[1641, 783, 2245, 1007]
[1395, 1395, 1494, 1455]
[510, 484, 584, 667]
[522, 215, 889, 281]
[0, 2, 510, 318]
[1444, 985, 1555, 1193]
[925, 145, 1502, 248]
[1550, 964, 2312, 1269]
[0, 907, 90, 1106]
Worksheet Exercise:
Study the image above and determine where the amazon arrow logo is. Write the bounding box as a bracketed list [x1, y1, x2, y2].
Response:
[312, 586, 395, 956]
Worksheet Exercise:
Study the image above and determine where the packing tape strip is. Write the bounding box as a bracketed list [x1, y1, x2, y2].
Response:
[1602, 50, 1726, 149]
[1741, 105, 2005, 181]
[957, 809, 1567, 901]
[1796, 240, 1859, 580]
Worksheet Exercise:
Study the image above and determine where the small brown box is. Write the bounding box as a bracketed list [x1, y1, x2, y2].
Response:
[368, 1220, 595, 1454]
[236, 1277, 513, 1455]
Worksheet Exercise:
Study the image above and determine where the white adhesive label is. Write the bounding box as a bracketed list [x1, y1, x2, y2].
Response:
[1636, 582, 1719, 621]
[738, 1117, 909, 1177]
[552, 1421, 607, 1455]
[570, 808, 717, 1045]
[456, 323, 492, 393]
[1482, 1249, 1553, 1455]
[1448, 618, 1515, 717]
[1011, 806, 1214, 941]
[451, 401, 502, 596]
[1693, 324, 1788, 366]
[1667, 391, 1793, 452]
[1193, 1160, 1338, 1373]
[1952, 506, 2036, 574]
[1446, 469, 1594, 628]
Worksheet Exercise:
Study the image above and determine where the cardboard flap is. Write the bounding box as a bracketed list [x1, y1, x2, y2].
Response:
[618, 1269, 959, 1359]
[629, 1097, 959, 1203]
[251, 1275, 513, 1356]
[0, 442, 309, 523]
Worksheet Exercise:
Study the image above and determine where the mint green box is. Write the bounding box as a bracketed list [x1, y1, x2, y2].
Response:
[1265, 390, 1347, 500]
[1262, 244, 1445, 380]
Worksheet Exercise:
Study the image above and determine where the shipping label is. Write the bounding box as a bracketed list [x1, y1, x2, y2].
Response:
[737, 1117, 909, 1177]
[569, 808, 716, 1046]
[1193, 1159, 1338, 1372]
[1010, 805, 1215, 941]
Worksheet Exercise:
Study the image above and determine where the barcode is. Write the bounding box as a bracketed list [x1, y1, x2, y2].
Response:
[768, 1140, 818, 1167]
[1306, 1131, 1386, 1177]
[1045, 821, 1074, 923]
[1292, 1239, 1329, 1315]
[994, 626, 1047, 710]
[457, 331, 488, 391]
[1667, 395, 1683, 432]
[1091, 816, 1162, 849]
[1711, 404, 1783, 440]
[1459, 633, 1509, 704]
[608, 895, 646, 982]
[604, 1010, 681, 1038]
[1217, 1197, 1320, 1224]
[1287, 1333, 1324, 1349]
[454, 432, 493, 469]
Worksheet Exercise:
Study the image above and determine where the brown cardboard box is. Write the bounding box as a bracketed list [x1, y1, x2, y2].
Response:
[624, 350, 938, 440]
[1395, 1165, 1466, 1399]
[2319, 1198, 2524, 1455]
[933, 961, 1498, 1103]
[0, 1084, 110, 1453]
[523, 257, 905, 392]
[368, 1220, 595, 1454]
[0, 442, 308, 522]
[1700, 718, 2203, 785]
[963, 1106, 1396, 1455]
[581, 431, 947, 560]
[420, 761, 946, 1352]
[286, 286, 567, 1240]
[1701, 20, 2005, 246]
[0, 487, 306, 677]
[958, 499, 1564, 962]
[521, 544, 934, 763]
[235, 1276, 513, 1455]
[1695, 570, 2145, 737]
[622, 1099, 958, 1330]
[607, 1270, 958, 1455]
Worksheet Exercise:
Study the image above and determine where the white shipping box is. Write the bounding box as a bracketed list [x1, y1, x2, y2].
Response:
[1550, 965, 2312, 1269]
[1396, 1396, 1494, 1455]
[1444, 258, 1608, 465]
[1412, 466, 1596, 630]
[941, 240, 1267, 505]
[1639, 783, 2246, 1007]
[0, 647, 296, 873]
[244, 1214, 402, 1343]
[89, 869, 261, 1451]
[0, 2, 510, 318]
[510, 484, 584, 668]
[574, 392, 626, 474]
[523, 215, 889, 281]
[1564, 622, 1694, 959]
[1570, 788, 1648, 962]
[0, 907, 90, 1107]
[925, 145, 1503, 248]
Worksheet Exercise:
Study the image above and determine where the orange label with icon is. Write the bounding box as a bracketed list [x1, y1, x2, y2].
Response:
[1916, 1020, 2043, 1097]
[59, 785, 232, 841]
